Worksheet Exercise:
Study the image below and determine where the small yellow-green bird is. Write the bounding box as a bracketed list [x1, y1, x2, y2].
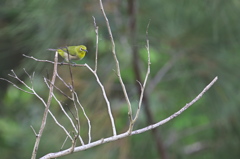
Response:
[48, 45, 88, 62]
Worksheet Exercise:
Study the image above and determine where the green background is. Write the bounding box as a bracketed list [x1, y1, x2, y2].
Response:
[0, 0, 239, 158]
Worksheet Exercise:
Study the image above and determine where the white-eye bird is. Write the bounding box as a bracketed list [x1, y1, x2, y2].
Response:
[48, 45, 87, 62]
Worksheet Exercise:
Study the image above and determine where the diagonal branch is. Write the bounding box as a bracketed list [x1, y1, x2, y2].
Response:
[0, 77, 33, 94]
[40, 76, 218, 159]
[31, 52, 58, 159]
[132, 77, 218, 133]
[84, 64, 117, 136]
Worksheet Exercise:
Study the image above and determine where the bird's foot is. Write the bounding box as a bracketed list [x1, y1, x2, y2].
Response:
[69, 61, 77, 66]
[59, 61, 65, 66]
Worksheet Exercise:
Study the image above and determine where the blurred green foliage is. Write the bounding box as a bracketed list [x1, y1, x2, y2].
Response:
[0, 0, 240, 158]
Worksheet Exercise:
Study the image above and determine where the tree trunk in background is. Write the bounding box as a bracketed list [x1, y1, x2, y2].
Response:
[127, 0, 168, 159]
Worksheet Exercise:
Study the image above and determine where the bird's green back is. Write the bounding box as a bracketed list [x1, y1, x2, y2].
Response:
[57, 46, 79, 56]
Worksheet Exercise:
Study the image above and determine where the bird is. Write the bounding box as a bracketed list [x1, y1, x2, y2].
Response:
[48, 45, 88, 62]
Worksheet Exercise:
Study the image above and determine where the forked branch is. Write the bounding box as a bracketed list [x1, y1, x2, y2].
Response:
[99, 0, 133, 125]
[40, 76, 218, 159]
[130, 20, 151, 133]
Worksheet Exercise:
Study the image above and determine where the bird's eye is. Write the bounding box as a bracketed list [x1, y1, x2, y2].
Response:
[80, 48, 83, 51]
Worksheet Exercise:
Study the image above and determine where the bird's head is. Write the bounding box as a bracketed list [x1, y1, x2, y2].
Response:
[79, 45, 88, 53]
[77, 45, 88, 60]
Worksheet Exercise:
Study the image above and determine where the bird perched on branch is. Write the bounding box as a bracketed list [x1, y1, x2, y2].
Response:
[48, 45, 88, 62]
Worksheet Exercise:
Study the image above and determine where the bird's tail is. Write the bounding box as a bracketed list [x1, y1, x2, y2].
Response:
[48, 48, 57, 52]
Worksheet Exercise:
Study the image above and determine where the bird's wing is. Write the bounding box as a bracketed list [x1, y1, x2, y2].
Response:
[59, 46, 77, 56]
[58, 47, 68, 53]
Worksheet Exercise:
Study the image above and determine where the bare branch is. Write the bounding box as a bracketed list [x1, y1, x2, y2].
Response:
[31, 52, 58, 159]
[99, 0, 133, 129]
[73, 91, 92, 144]
[92, 16, 99, 72]
[8, 70, 33, 91]
[132, 76, 218, 134]
[30, 125, 38, 137]
[22, 53, 112, 139]
[1, 69, 67, 133]
[23, 68, 35, 86]
[71, 93, 83, 145]
[23, 54, 85, 67]
[0, 78, 33, 94]
[23, 54, 57, 64]
[22, 78, 74, 142]
[46, 70, 91, 145]
[65, 47, 75, 89]
[60, 135, 70, 151]
[84, 64, 117, 136]
[40, 76, 218, 159]
[136, 80, 143, 90]
[44, 78, 82, 143]
[45, 77, 72, 99]
[132, 20, 151, 125]
[47, 110, 73, 141]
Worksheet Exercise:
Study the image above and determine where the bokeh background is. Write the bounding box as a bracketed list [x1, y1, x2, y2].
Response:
[1, 0, 240, 158]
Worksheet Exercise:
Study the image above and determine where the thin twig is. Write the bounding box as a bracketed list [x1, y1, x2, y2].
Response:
[6, 70, 72, 141]
[55, 73, 75, 100]
[74, 91, 92, 144]
[99, 0, 132, 131]
[8, 70, 34, 91]
[30, 125, 38, 137]
[60, 135, 70, 151]
[0, 78, 34, 94]
[23, 68, 35, 86]
[44, 79, 83, 144]
[132, 20, 151, 124]
[40, 76, 218, 159]
[65, 46, 75, 89]
[21, 75, 73, 141]
[45, 78, 72, 99]
[47, 110, 73, 141]
[32, 84, 73, 141]
[72, 93, 82, 145]
[32, 85, 74, 142]
[92, 16, 99, 72]
[1, 66, 74, 150]
[65, 46, 83, 145]
[84, 64, 117, 136]
[23, 54, 85, 67]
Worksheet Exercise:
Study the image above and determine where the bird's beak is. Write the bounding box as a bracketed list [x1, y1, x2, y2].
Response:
[84, 49, 88, 52]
